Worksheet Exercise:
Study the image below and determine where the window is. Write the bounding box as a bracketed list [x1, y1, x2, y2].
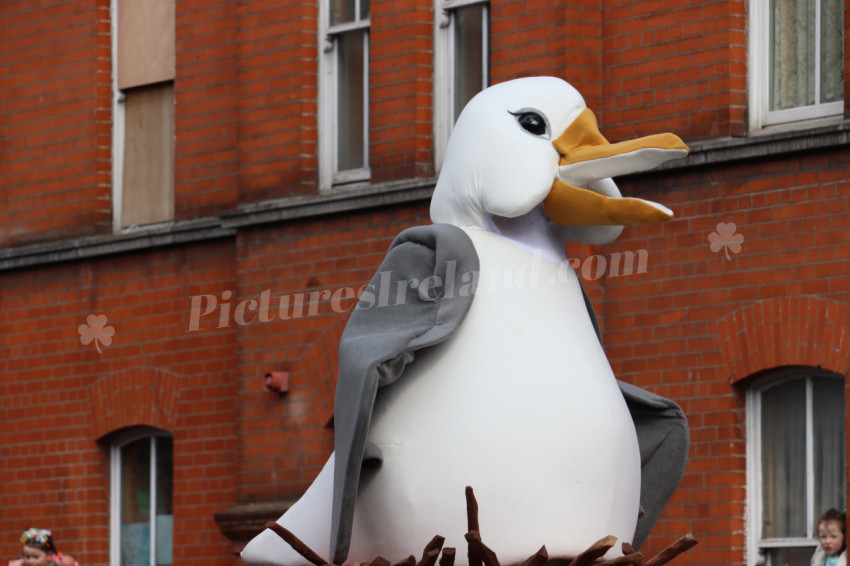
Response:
[110, 429, 174, 566]
[320, 0, 370, 189]
[747, 369, 845, 566]
[112, 0, 175, 228]
[749, 0, 844, 129]
[434, 0, 489, 169]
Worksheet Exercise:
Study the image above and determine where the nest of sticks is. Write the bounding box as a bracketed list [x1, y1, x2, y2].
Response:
[265, 487, 698, 566]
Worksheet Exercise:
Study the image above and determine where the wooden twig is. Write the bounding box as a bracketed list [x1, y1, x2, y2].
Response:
[518, 545, 549, 566]
[643, 533, 698, 566]
[567, 535, 618, 566]
[264, 521, 328, 566]
[598, 552, 645, 566]
[417, 548, 442, 566]
[422, 536, 446, 557]
[465, 487, 482, 566]
[465, 486, 480, 532]
[438, 547, 456, 566]
[417, 536, 445, 566]
[464, 531, 500, 566]
[263, 487, 697, 566]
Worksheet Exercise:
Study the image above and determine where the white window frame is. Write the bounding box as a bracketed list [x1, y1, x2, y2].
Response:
[433, 0, 489, 171]
[318, 0, 370, 191]
[748, 0, 844, 131]
[111, 0, 126, 231]
[110, 428, 173, 566]
[746, 369, 846, 566]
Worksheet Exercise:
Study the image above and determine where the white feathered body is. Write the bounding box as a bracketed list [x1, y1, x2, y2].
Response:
[346, 228, 641, 563]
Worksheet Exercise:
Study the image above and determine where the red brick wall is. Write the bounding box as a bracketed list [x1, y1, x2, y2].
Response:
[491, 0, 604, 109]
[235, 1, 319, 203]
[601, 0, 747, 141]
[175, 0, 240, 219]
[489, 0, 749, 141]
[0, 0, 112, 246]
[369, 0, 435, 182]
[0, 242, 241, 565]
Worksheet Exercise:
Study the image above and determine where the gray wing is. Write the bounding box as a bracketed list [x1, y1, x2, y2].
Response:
[580, 283, 689, 549]
[330, 223, 479, 565]
[618, 380, 689, 549]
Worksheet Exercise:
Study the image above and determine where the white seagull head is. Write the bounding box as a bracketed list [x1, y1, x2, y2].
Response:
[430, 77, 688, 256]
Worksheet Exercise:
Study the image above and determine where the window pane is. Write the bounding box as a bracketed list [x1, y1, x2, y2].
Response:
[770, 0, 816, 110]
[813, 378, 845, 520]
[155, 437, 173, 566]
[453, 5, 485, 123]
[761, 379, 807, 538]
[121, 438, 152, 566]
[330, 0, 355, 25]
[360, 0, 369, 20]
[820, 0, 844, 103]
[337, 29, 366, 172]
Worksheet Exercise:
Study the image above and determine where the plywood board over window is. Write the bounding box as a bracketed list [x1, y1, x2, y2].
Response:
[117, 0, 175, 90]
[121, 82, 175, 227]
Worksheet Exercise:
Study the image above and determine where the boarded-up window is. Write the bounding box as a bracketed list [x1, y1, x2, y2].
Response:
[117, 0, 175, 90]
[116, 0, 175, 227]
[121, 83, 175, 227]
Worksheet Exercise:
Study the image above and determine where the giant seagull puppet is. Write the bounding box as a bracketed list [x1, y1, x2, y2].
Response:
[241, 76, 690, 566]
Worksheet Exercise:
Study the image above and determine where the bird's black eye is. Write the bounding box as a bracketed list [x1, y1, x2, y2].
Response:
[515, 112, 547, 136]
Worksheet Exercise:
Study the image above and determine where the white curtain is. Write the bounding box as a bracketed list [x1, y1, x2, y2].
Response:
[770, 0, 844, 110]
[761, 379, 808, 538]
[820, 0, 844, 103]
[813, 378, 846, 519]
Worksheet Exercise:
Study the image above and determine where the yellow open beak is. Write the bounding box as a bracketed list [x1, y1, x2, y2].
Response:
[542, 109, 689, 226]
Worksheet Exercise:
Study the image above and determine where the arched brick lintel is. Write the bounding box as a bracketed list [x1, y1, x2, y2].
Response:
[717, 296, 850, 384]
[88, 366, 182, 440]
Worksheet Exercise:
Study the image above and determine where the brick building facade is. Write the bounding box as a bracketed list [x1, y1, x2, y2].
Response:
[1, 1, 848, 566]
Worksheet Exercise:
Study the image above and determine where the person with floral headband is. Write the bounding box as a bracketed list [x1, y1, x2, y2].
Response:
[8, 528, 78, 566]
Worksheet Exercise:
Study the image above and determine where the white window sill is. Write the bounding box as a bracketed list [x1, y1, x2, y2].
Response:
[758, 539, 818, 548]
[752, 112, 846, 137]
[332, 167, 371, 189]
